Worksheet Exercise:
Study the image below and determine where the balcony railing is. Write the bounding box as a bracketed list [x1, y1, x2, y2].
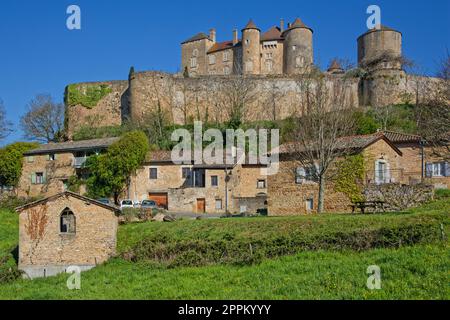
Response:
[73, 157, 87, 168]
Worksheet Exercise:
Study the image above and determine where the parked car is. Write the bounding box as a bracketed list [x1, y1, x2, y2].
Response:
[96, 198, 111, 205]
[140, 200, 158, 209]
[120, 199, 134, 210]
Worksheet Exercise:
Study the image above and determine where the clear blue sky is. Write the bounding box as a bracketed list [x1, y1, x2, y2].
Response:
[0, 0, 449, 146]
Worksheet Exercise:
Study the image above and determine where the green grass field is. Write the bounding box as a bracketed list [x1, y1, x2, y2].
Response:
[0, 199, 448, 300]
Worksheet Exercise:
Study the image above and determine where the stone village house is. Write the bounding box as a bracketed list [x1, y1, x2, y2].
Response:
[15, 191, 119, 279]
[128, 150, 268, 214]
[268, 131, 450, 215]
[17, 138, 268, 215]
[16, 132, 448, 216]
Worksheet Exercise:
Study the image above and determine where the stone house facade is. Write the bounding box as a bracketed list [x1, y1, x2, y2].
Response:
[15, 191, 119, 279]
[18, 137, 119, 198]
[128, 150, 268, 214]
[268, 133, 405, 215]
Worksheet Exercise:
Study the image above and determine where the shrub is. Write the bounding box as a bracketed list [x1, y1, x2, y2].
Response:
[435, 188, 450, 200]
[66, 84, 112, 109]
[123, 220, 443, 268]
[0, 142, 39, 188]
[0, 195, 42, 211]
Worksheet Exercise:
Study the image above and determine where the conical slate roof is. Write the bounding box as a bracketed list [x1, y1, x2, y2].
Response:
[282, 17, 313, 35]
[242, 19, 260, 31]
[358, 24, 401, 39]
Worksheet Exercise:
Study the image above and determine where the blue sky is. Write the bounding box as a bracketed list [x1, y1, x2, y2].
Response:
[0, 0, 449, 146]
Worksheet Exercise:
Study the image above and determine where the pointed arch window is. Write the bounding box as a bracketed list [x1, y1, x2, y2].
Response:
[60, 208, 76, 234]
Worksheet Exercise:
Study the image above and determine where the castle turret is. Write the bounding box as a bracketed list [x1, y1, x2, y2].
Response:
[241, 19, 261, 75]
[357, 25, 405, 107]
[282, 18, 313, 75]
[357, 25, 402, 71]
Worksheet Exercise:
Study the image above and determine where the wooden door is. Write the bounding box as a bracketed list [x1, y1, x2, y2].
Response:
[149, 193, 168, 209]
[196, 198, 206, 213]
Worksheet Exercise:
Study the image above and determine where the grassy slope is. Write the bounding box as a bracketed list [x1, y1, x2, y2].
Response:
[0, 244, 447, 300]
[118, 200, 449, 253]
[0, 200, 448, 300]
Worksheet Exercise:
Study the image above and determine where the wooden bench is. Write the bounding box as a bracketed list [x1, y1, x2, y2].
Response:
[351, 201, 386, 214]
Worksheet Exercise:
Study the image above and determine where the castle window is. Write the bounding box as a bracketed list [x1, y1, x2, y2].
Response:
[209, 54, 216, 65]
[211, 175, 218, 187]
[192, 49, 199, 57]
[245, 39, 250, 45]
[292, 45, 297, 51]
[257, 179, 266, 189]
[265, 53, 273, 59]
[60, 208, 76, 234]
[245, 61, 253, 72]
[31, 172, 45, 185]
[295, 56, 305, 68]
[223, 51, 229, 62]
[190, 57, 197, 68]
[266, 60, 273, 72]
[215, 199, 223, 210]
[224, 66, 231, 75]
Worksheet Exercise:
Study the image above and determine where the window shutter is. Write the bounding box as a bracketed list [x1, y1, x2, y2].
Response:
[425, 163, 433, 178]
[443, 162, 449, 177]
[374, 161, 380, 184]
[43, 172, 47, 184]
[385, 162, 391, 183]
[46, 154, 50, 161]
[31, 173, 36, 184]
[54, 154, 58, 160]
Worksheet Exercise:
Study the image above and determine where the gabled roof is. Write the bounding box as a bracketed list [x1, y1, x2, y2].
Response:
[261, 26, 283, 41]
[381, 130, 422, 144]
[242, 19, 260, 31]
[23, 137, 120, 156]
[181, 32, 211, 44]
[15, 191, 121, 214]
[279, 132, 402, 156]
[208, 40, 236, 53]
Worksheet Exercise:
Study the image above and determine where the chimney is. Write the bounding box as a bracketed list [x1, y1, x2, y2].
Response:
[280, 18, 284, 32]
[209, 28, 216, 43]
[287, 22, 291, 28]
[233, 29, 238, 45]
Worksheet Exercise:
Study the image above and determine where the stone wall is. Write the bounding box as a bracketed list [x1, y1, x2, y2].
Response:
[18, 194, 118, 278]
[65, 80, 129, 138]
[363, 183, 434, 211]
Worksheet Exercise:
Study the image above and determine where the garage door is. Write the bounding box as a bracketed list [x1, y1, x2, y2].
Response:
[149, 193, 168, 209]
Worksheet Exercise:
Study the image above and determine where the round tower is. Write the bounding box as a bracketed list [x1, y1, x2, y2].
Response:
[282, 18, 313, 75]
[241, 19, 261, 75]
[357, 25, 402, 71]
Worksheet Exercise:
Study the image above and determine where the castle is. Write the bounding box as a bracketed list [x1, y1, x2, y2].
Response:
[181, 18, 401, 76]
[64, 17, 438, 136]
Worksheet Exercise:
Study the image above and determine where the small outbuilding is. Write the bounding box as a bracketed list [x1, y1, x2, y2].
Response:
[15, 191, 120, 279]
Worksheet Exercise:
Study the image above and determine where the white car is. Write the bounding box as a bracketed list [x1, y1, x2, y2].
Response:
[120, 199, 134, 210]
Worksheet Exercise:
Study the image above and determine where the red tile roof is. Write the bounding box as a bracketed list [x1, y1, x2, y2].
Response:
[208, 40, 236, 53]
[261, 26, 283, 41]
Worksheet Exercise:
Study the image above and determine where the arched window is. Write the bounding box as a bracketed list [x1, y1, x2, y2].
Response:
[60, 208, 76, 234]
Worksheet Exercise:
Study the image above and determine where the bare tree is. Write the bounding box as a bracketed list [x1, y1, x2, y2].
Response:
[0, 98, 12, 141]
[216, 75, 257, 128]
[20, 94, 65, 143]
[286, 70, 357, 213]
[416, 51, 450, 159]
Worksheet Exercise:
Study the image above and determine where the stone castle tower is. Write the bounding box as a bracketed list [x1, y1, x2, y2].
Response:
[282, 18, 313, 75]
[242, 20, 261, 75]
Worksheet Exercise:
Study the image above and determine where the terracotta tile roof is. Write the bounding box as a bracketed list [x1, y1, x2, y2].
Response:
[23, 137, 120, 155]
[279, 132, 402, 155]
[181, 32, 211, 44]
[243, 19, 259, 31]
[15, 191, 121, 214]
[208, 40, 236, 53]
[381, 131, 422, 143]
[261, 26, 283, 41]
